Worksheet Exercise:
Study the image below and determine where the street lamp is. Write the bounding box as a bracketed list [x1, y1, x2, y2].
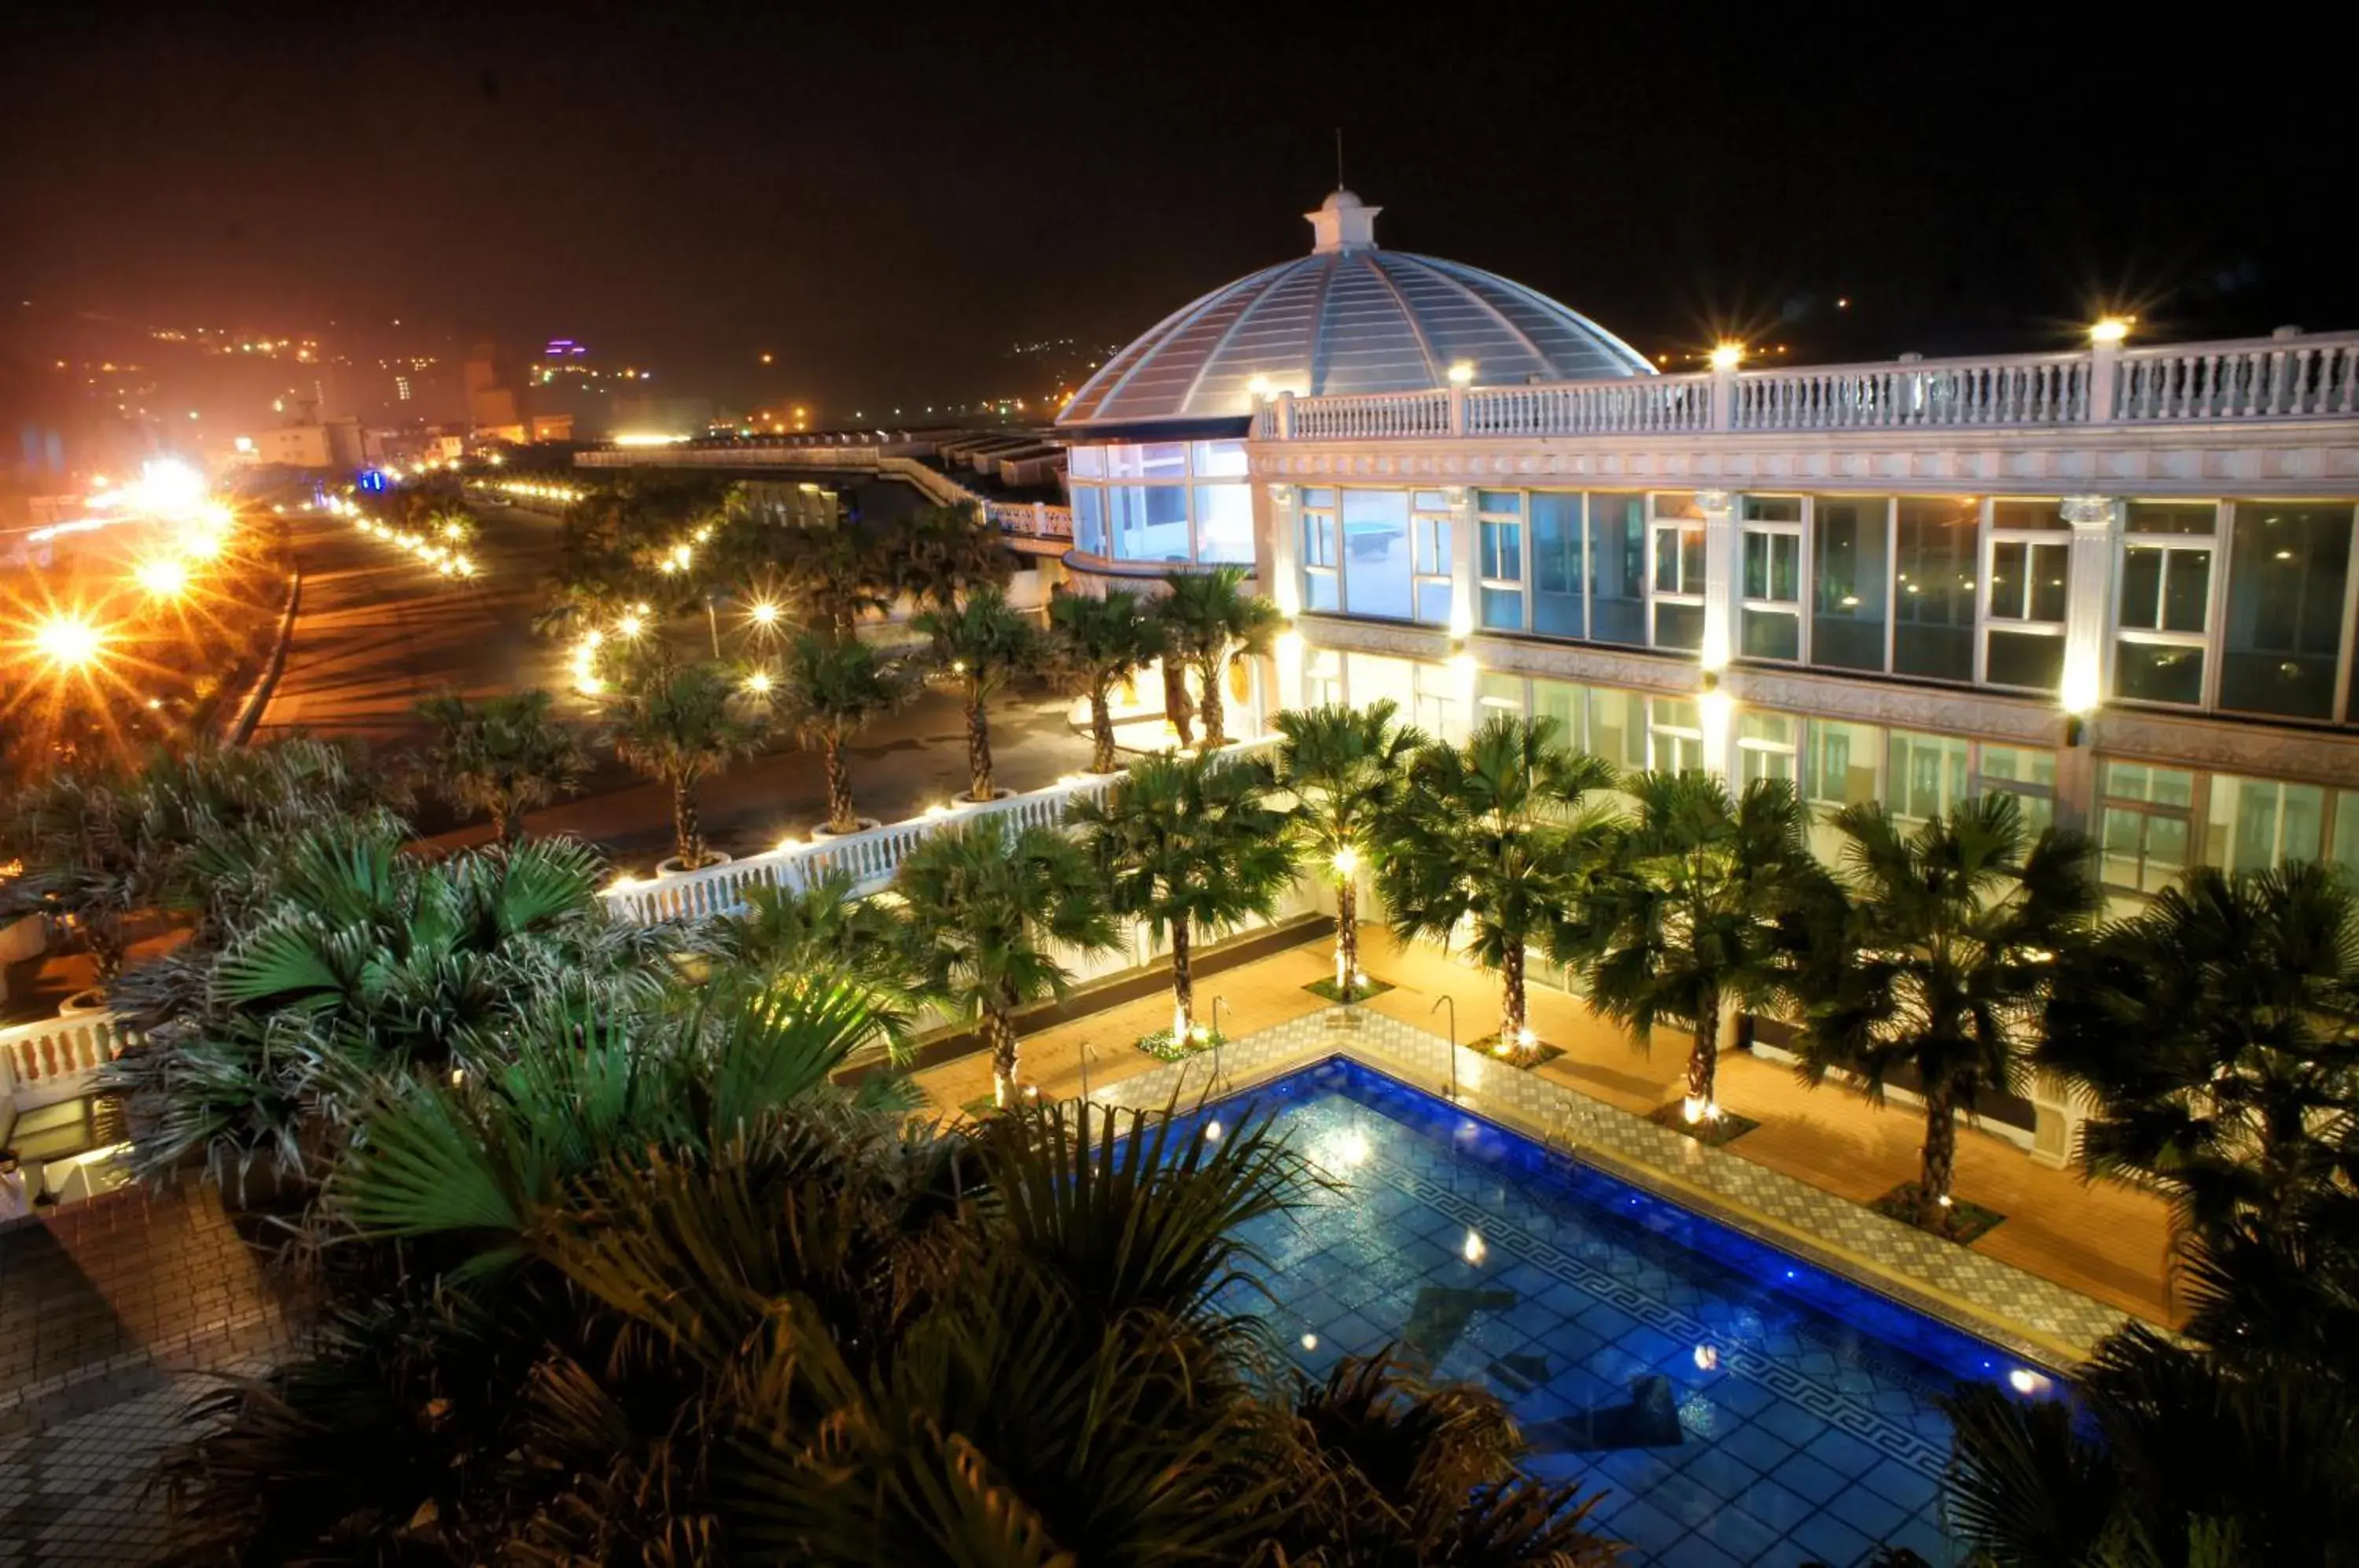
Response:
[31, 614, 106, 670]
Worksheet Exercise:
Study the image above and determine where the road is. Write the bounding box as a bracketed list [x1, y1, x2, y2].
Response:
[256, 501, 1092, 874]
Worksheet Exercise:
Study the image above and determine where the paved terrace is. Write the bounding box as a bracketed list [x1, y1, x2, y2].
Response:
[910, 926, 2177, 1356]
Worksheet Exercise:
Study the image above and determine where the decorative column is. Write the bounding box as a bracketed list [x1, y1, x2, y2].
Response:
[1447, 484, 1478, 639]
[1696, 488, 1738, 674]
[2055, 495, 2118, 834]
[1267, 483, 1305, 713]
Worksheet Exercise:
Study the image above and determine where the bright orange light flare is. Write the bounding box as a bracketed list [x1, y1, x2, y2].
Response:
[32, 615, 108, 669]
[134, 558, 190, 598]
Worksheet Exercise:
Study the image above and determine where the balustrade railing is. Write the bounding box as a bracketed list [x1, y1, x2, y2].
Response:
[1465, 376, 1712, 436]
[984, 500, 1075, 538]
[2117, 337, 2359, 421]
[601, 738, 1279, 926]
[1, 1012, 131, 1114]
[1254, 331, 2359, 442]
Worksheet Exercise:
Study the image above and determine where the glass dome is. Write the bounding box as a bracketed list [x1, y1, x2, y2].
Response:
[1058, 190, 1654, 430]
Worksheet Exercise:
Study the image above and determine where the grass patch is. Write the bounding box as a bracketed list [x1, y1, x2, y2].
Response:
[1463, 1032, 1565, 1072]
[1871, 1182, 2006, 1243]
[1303, 974, 1397, 1005]
[1135, 1025, 1229, 1062]
[1644, 1102, 1761, 1147]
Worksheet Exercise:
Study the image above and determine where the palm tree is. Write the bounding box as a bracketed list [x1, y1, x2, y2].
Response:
[413, 688, 590, 843]
[2, 767, 163, 985]
[1271, 699, 1425, 1003]
[1157, 565, 1283, 749]
[605, 658, 767, 869]
[912, 585, 1050, 803]
[776, 634, 918, 834]
[1789, 793, 2099, 1228]
[1048, 589, 1167, 773]
[1378, 714, 1619, 1051]
[775, 521, 896, 642]
[892, 819, 1117, 1105]
[704, 870, 926, 1040]
[2042, 859, 2359, 1248]
[889, 501, 1014, 613]
[1071, 749, 1295, 1046]
[1579, 770, 1830, 1123]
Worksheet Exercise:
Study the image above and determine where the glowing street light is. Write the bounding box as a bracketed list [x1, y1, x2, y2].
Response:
[748, 598, 781, 628]
[616, 613, 646, 638]
[133, 557, 191, 598]
[32, 614, 106, 669]
[2090, 316, 2133, 345]
[742, 671, 773, 696]
[1709, 341, 1746, 372]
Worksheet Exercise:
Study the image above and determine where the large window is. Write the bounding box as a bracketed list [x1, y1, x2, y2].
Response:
[2100, 761, 2195, 895]
[1478, 491, 1524, 631]
[2204, 775, 2325, 873]
[1886, 730, 1970, 821]
[1974, 742, 2056, 833]
[1067, 440, 1253, 566]
[1892, 497, 1978, 682]
[1736, 710, 1798, 785]
[1301, 489, 1339, 611]
[1985, 501, 2070, 692]
[1529, 492, 1584, 638]
[1812, 496, 1890, 672]
[1649, 492, 1706, 650]
[2116, 502, 2217, 706]
[1589, 494, 1647, 647]
[1341, 490, 1413, 620]
[2220, 502, 2352, 720]
[1411, 491, 1454, 626]
[1740, 495, 1803, 661]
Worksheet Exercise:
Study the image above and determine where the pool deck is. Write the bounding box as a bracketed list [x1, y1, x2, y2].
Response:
[908, 926, 2178, 1367]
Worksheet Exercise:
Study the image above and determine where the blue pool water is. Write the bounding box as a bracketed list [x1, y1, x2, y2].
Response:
[1176, 1058, 2063, 1567]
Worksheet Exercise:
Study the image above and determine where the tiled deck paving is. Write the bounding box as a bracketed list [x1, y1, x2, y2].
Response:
[0, 1186, 293, 1566]
[911, 925, 2178, 1339]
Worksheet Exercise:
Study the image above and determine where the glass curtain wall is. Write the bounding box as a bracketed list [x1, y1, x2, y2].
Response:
[1985, 501, 2070, 692]
[1529, 492, 1584, 637]
[2219, 502, 2352, 720]
[1892, 497, 1978, 681]
[1811, 496, 1890, 672]
[2115, 502, 2216, 705]
[1066, 440, 1253, 565]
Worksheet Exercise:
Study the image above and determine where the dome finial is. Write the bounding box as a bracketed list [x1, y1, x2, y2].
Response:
[1306, 186, 1381, 255]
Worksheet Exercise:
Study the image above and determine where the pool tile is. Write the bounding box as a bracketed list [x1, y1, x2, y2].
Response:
[1786, 1510, 1879, 1567]
[1827, 1481, 1913, 1545]
[1767, 1450, 1849, 1507]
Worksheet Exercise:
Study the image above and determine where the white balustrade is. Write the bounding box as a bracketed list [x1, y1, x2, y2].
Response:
[1463, 375, 1713, 436]
[2116, 336, 2359, 421]
[1286, 390, 1453, 441]
[1257, 331, 2359, 441]
[1732, 352, 2093, 431]
[600, 738, 1280, 927]
[0, 1012, 131, 1113]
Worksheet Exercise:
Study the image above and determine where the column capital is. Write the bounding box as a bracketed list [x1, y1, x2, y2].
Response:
[2059, 495, 2115, 529]
[1695, 488, 1735, 517]
[1268, 482, 1297, 505]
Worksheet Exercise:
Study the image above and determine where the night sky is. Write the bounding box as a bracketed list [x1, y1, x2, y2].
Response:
[2, 3, 2346, 412]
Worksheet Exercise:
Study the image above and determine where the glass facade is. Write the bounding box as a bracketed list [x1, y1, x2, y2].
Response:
[1065, 440, 1252, 567]
[1892, 498, 1978, 682]
[1530, 492, 1584, 637]
[1341, 491, 1412, 619]
[1811, 496, 1890, 672]
[2219, 502, 2351, 720]
[1590, 495, 1647, 646]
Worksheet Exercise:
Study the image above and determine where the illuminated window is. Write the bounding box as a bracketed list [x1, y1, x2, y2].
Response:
[1478, 491, 1523, 631]
[1985, 501, 2070, 693]
[2100, 761, 2195, 895]
[1740, 495, 1804, 661]
[1648, 492, 1706, 651]
[2220, 502, 2352, 721]
[2115, 502, 2217, 706]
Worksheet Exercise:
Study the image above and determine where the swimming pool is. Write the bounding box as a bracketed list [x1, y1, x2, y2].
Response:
[1183, 1057, 2063, 1567]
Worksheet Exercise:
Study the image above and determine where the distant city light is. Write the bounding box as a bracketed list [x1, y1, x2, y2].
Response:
[612, 432, 688, 447]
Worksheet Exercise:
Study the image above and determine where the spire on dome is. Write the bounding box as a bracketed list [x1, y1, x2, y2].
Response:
[1305, 189, 1381, 254]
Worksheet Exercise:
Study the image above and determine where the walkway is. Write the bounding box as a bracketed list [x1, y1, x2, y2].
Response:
[908, 926, 2178, 1342]
[0, 1183, 293, 1566]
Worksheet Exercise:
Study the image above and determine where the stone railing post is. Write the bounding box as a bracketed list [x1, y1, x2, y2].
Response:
[1274, 390, 1297, 441]
[2089, 341, 2121, 422]
[1446, 382, 1468, 436]
[1709, 363, 1738, 431]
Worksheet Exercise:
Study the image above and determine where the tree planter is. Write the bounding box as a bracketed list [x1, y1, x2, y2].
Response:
[59, 988, 109, 1016]
[812, 818, 881, 837]
[953, 789, 1016, 807]
[656, 850, 733, 877]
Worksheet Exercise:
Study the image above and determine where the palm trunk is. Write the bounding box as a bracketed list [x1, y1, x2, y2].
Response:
[1162, 659, 1194, 749]
[988, 1003, 1020, 1107]
[672, 778, 705, 868]
[499, 801, 526, 845]
[1197, 653, 1227, 748]
[1500, 941, 1527, 1051]
[1089, 686, 1118, 773]
[965, 681, 994, 801]
[1684, 989, 1720, 1116]
[88, 910, 127, 985]
[1169, 915, 1194, 1042]
[823, 733, 856, 833]
[1336, 878, 1360, 999]
[1921, 1084, 1959, 1223]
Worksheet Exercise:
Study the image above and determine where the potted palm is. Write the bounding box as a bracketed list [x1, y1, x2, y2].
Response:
[604, 658, 767, 873]
[777, 634, 918, 835]
[1070, 749, 1295, 1055]
[912, 586, 1050, 804]
[1790, 793, 2098, 1234]
[892, 818, 1117, 1105]
[1048, 589, 1167, 774]
[1157, 565, 1283, 749]
[1270, 699, 1424, 1004]
[1578, 770, 1830, 1129]
[1377, 714, 1618, 1062]
[414, 688, 590, 843]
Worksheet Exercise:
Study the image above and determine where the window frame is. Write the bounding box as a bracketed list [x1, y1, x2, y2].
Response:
[1410, 498, 1455, 628]
[1979, 496, 2070, 692]
[2112, 501, 2226, 709]
[1646, 492, 1708, 652]
[1477, 494, 1528, 632]
[1739, 493, 1808, 664]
